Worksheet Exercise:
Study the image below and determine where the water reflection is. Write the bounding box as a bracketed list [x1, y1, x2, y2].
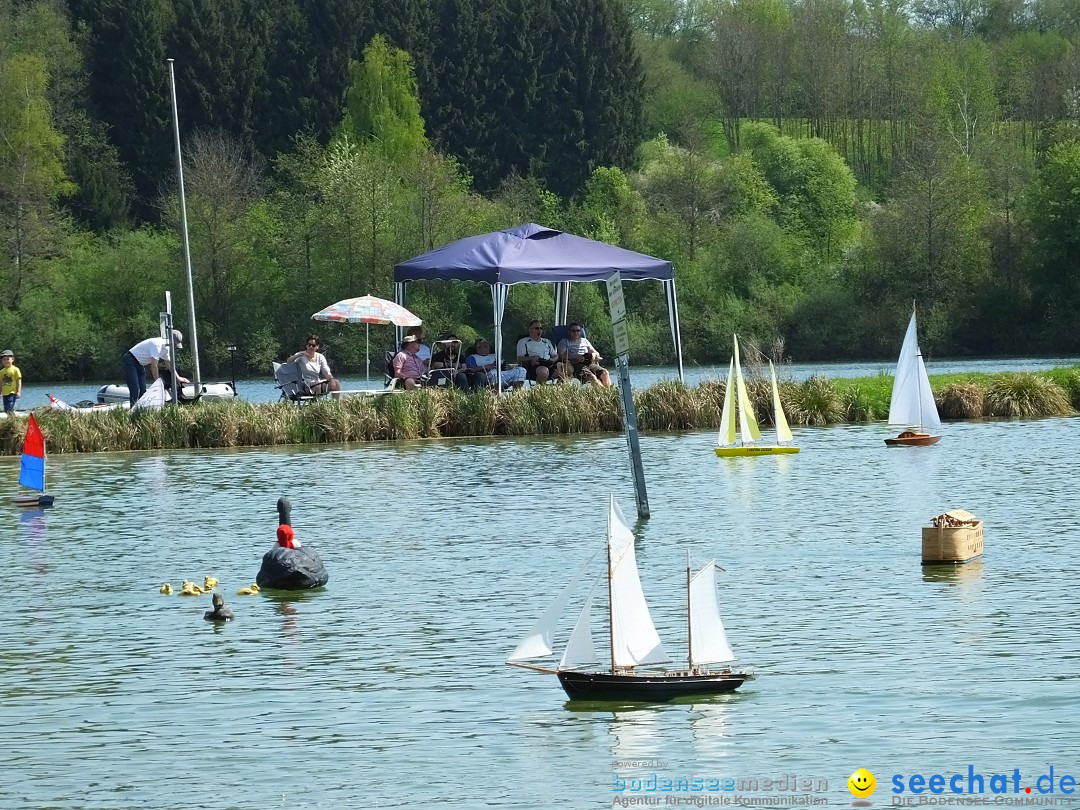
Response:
[18, 507, 50, 575]
[922, 559, 985, 586]
[687, 698, 733, 759]
[607, 707, 663, 763]
[276, 600, 299, 644]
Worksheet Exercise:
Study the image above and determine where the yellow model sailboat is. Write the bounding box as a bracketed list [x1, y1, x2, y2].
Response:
[714, 335, 799, 457]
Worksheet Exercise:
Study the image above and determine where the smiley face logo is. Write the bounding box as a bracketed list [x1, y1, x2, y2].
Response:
[848, 768, 876, 798]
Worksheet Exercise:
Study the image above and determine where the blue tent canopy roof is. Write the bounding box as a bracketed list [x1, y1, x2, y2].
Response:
[394, 223, 674, 284]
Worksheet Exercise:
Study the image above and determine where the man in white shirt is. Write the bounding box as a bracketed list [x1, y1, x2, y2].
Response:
[516, 320, 559, 384]
[122, 329, 188, 406]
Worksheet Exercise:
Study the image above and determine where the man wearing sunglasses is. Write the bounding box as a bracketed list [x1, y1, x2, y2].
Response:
[515, 320, 559, 384]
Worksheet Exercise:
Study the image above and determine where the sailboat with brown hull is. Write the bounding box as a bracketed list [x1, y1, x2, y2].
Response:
[886, 308, 942, 447]
[508, 496, 750, 702]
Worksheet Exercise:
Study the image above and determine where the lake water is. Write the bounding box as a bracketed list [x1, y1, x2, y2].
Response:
[19, 355, 1080, 410]
[3, 417, 1079, 808]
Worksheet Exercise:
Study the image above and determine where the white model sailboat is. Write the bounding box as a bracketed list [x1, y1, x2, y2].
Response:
[507, 496, 750, 701]
[714, 335, 799, 456]
[885, 308, 942, 447]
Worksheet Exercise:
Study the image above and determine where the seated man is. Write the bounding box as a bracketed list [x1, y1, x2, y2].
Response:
[392, 334, 428, 389]
[557, 323, 611, 387]
[429, 333, 475, 392]
[405, 325, 431, 368]
[465, 339, 527, 390]
[516, 320, 560, 384]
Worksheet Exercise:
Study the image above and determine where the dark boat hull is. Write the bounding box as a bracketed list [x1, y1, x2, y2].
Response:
[557, 670, 749, 702]
[885, 430, 941, 447]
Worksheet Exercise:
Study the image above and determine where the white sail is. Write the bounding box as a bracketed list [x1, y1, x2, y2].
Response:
[608, 497, 669, 668]
[508, 553, 597, 662]
[717, 358, 736, 446]
[888, 310, 941, 432]
[559, 586, 600, 668]
[733, 336, 762, 442]
[133, 378, 167, 411]
[689, 562, 735, 666]
[769, 360, 793, 444]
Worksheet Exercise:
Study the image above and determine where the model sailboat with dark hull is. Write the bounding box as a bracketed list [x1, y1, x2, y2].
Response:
[508, 497, 750, 702]
[14, 414, 54, 507]
[886, 308, 942, 446]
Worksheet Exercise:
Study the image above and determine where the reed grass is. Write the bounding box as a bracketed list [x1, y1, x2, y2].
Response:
[635, 380, 700, 431]
[840, 385, 881, 422]
[785, 375, 845, 426]
[984, 373, 1073, 418]
[8, 368, 1080, 456]
[1047, 368, 1080, 408]
[937, 382, 986, 419]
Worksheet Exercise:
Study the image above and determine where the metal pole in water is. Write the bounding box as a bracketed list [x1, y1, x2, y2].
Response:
[607, 272, 649, 519]
[166, 58, 202, 394]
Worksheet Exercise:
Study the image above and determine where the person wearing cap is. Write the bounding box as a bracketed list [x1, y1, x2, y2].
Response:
[0, 350, 22, 414]
[404, 325, 431, 368]
[287, 334, 341, 397]
[392, 334, 428, 389]
[122, 330, 188, 407]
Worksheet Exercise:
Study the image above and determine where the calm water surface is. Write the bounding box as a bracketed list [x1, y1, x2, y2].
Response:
[3, 418, 1079, 808]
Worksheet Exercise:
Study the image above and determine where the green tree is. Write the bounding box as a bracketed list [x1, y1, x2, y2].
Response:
[338, 34, 428, 164]
[1026, 139, 1080, 348]
[853, 134, 990, 352]
[634, 133, 777, 264]
[165, 130, 269, 342]
[169, 0, 270, 152]
[741, 122, 859, 265]
[0, 52, 74, 308]
[79, 0, 172, 218]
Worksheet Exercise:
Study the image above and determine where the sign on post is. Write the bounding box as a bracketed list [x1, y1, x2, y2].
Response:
[612, 318, 630, 360]
[606, 273, 627, 323]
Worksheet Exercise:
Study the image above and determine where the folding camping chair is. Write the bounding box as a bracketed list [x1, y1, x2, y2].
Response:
[273, 360, 319, 404]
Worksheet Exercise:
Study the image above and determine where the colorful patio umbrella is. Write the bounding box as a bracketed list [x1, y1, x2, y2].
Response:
[311, 295, 422, 384]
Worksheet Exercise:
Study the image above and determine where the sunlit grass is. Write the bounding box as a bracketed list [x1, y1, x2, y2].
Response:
[785, 375, 845, 426]
[984, 373, 1073, 418]
[7, 367, 1079, 455]
[937, 382, 986, 419]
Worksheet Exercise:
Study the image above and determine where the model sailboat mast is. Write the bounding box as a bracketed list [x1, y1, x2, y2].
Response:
[885, 304, 942, 446]
[686, 550, 693, 670]
[607, 502, 616, 674]
[715, 334, 799, 456]
[507, 496, 749, 701]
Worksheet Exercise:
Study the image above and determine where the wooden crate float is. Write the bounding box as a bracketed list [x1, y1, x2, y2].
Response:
[922, 509, 984, 564]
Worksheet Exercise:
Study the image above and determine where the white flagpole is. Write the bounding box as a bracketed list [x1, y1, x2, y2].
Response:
[167, 58, 202, 394]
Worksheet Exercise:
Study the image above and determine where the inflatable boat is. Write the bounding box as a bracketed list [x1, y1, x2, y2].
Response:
[97, 380, 238, 405]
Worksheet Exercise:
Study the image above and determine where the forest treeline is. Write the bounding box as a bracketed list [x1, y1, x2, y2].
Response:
[1, 0, 1078, 381]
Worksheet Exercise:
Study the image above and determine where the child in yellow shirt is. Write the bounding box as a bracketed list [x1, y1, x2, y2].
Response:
[1, 350, 22, 413]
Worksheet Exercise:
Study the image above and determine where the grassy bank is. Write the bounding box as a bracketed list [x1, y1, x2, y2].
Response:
[3, 368, 1078, 456]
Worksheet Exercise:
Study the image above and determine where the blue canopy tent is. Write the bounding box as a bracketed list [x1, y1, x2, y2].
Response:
[393, 224, 684, 389]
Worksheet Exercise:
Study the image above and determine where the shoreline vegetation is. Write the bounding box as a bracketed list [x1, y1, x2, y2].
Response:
[3, 368, 1078, 457]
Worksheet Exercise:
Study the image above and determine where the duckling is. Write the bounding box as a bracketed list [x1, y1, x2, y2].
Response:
[203, 592, 234, 622]
[236, 584, 260, 596]
[203, 576, 219, 590]
[180, 580, 201, 596]
[159, 583, 173, 595]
